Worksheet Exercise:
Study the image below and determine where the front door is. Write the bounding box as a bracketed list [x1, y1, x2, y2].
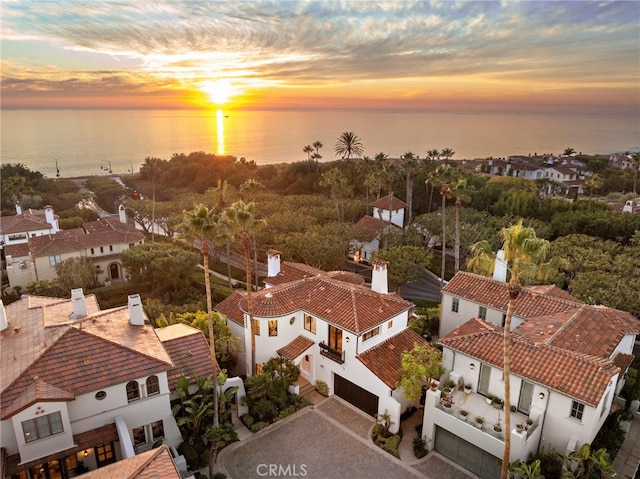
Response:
[109, 263, 120, 280]
[95, 442, 116, 468]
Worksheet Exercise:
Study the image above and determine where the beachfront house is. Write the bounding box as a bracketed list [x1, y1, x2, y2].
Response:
[4, 215, 144, 290]
[423, 270, 640, 478]
[216, 254, 425, 432]
[0, 290, 231, 478]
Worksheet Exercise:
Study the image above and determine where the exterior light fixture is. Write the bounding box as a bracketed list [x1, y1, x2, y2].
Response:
[83, 449, 89, 457]
[539, 392, 545, 400]
[470, 363, 475, 370]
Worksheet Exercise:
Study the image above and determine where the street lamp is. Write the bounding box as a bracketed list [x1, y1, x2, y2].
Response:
[100, 160, 112, 174]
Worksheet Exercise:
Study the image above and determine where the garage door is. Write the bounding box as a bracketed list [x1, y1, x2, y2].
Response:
[434, 426, 501, 479]
[333, 374, 379, 417]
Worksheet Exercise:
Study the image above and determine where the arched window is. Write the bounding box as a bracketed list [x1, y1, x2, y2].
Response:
[146, 376, 160, 396]
[126, 381, 140, 402]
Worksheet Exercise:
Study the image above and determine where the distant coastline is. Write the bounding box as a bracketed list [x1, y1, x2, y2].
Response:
[2, 109, 637, 179]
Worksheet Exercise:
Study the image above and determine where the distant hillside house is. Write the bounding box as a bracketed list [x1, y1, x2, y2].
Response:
[4, 216, 145, 290]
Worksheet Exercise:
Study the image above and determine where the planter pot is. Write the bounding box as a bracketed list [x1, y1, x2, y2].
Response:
[516, 424, 525, 433]
[492, 427, 503, 438]
[464, 387, 472, 395]
[475, 421, 484, 429]
[485, 397, 492, 405]
[492, 401, 503, 409]
[443, 404, 453, 414]
[459, 414, 468, 422]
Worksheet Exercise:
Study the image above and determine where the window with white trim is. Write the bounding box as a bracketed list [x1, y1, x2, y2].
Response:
[49, 255, 62, 267]
[304, 314, 316, 334]
[146, 376, 160, 396]
[478, 306, 487, 320]
[126, 381, 140, 402]
[22, 412, 64, 442]
[451, 298, 459, 313]
[570, 400, 585, 421]
[362, 327, 380, 341]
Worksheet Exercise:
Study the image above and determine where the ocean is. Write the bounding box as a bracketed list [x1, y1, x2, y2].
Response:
[1, 109, 638, 178]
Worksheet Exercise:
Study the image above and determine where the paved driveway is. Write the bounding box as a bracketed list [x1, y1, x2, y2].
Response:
[216, 397, 476, 479]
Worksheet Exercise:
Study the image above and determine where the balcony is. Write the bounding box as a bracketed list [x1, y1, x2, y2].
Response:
[319, 342, 345, 364]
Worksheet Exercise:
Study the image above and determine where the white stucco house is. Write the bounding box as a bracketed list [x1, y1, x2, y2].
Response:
[4, 215, 145, 290]
[216, 253, 425, 432]
[351, 194, 406, 263]
[0, 290, 230, 478]
[423, 270, 640, 478]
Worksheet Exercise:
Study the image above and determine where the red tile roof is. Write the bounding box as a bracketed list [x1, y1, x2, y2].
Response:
[265, 261, 324, 287]
[4, 242, 30, 257]
[215, 290, 247, 326]
[1, 295, 173, 419]
[370, 194, 408, 210]
[0, 212, 53, 234]
[355, 215, 395, 241]
[357, 329, 427, 388]
[277, 335, 315, 360]
[77, 445, 181, 479]
[156, 323, 215, 390]
[3, 377, 75, 418]
[440, 318, 620, 406]
[240, 275, 412, 334]
[443, 271, 582, 319]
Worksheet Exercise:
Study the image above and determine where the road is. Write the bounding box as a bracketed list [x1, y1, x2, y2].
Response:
[399, 268, 443, 303]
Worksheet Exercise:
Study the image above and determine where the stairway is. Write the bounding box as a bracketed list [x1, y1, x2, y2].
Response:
[298, 377, 316, 397]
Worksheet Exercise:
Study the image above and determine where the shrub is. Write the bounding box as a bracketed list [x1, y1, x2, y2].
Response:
[413, 433, 427, 459]
[316, 380, 329, 396]
[250, 421, 269, 433]
[379, 434, 401, 458]
[240, 414, 254, 429]
[213, 473, 227, 479]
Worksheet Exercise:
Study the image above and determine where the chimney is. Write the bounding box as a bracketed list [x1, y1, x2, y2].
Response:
[128, 294, 145, 326]
[267, 249, 281, 277]
[492, 249, 508, 283]
[0, 299, 7, 332]
[71, 288, 87, 318]
[44, 206, 58, 233]
[118, 204, 128, 224]
[371, 259, 389, 294]
[15, 203, 22, 215]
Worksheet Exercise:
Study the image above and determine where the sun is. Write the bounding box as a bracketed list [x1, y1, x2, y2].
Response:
[200, 79, 234, 106]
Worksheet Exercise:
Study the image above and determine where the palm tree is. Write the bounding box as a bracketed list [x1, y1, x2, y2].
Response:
[401, 151, 419, 222]
[440, 147, 455, 164]
[584, 174, 602, 211]
[334, 131, 364, 160]
[223, 201, 266, 376]
[425, 149, 440, 212]
[428, 164, 457, 287]
[319, 167, 352, 222]
[450, 176, 472, 272]
[312, 141, 323, 173]
[179, 204, 222, 428]
[142, 157, 161, 242]
[467, 221, 565, 479]
[303, 145, 313, 160]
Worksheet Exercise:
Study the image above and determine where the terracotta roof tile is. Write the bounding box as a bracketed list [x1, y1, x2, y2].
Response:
[277, 335, 315, 360]
[370, 194, 408, 210]
[74, 423, 118, 450]
[157, 324, 215, 390]
[357, 329, 427, 388]
[77, 446, 181, 479]
[265, 262, 324, 287]
[4, 242, 30, 257]
[4, 377, 75, 418]
[0, 212, 53, 234]
[440, 318, 619, 406]
[240, 275, 412, 334]
[355, 215, 395, 241]
[215, 291, 246, 326]
[443, 271, 582, 319]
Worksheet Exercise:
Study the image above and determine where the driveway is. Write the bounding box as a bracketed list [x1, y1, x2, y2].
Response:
[216, 396, 476, 479]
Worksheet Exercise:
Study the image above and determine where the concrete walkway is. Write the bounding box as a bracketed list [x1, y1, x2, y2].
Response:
[398, 408, 424, 462]
[613, 412, 640, 479]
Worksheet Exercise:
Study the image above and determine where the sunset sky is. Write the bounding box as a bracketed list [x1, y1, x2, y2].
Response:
[1, 0, 638, 114]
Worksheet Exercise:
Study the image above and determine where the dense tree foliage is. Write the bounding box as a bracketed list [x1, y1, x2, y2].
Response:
[372, 246, 433, 291]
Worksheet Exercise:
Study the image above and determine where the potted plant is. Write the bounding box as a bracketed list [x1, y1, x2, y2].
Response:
[515, 422, 525, 433]
[442, 396, 454, 413]
[485, 394, 495, 405]
[492, 417, 503, 438]
[430, 380, 439, 391]
[525, 418, 534, 430]
[443, 380, 455, 395]
[459, 409, 469, 422]
[474, 416, 485, 429]
[463, 383, 472, 394]
[492, 397, 504, 409]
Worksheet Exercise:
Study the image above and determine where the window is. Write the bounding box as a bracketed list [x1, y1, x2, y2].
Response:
[570, 401, 585, 421]
[328, 325, 342, 352]
[478, 306, 487, 320]
[126, 381, 140, 402]
[304, 314, 316, 334]
[146, 376, 160, 396]
[362, 327, 380, 341]
[91, 248, 95, 255]
[268, 320, 278, 336]
[151, 420, 164, 440]
[109, 245, 113, 252]
[100, 246, 104, 253]
[22, 412, 64, 442]
[451, 298, 459, 313]
[132, 426, 146, 446]
[95, 391, 107, 400]
[49, 255, 61, 267]
[387, 320, 393, 329]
